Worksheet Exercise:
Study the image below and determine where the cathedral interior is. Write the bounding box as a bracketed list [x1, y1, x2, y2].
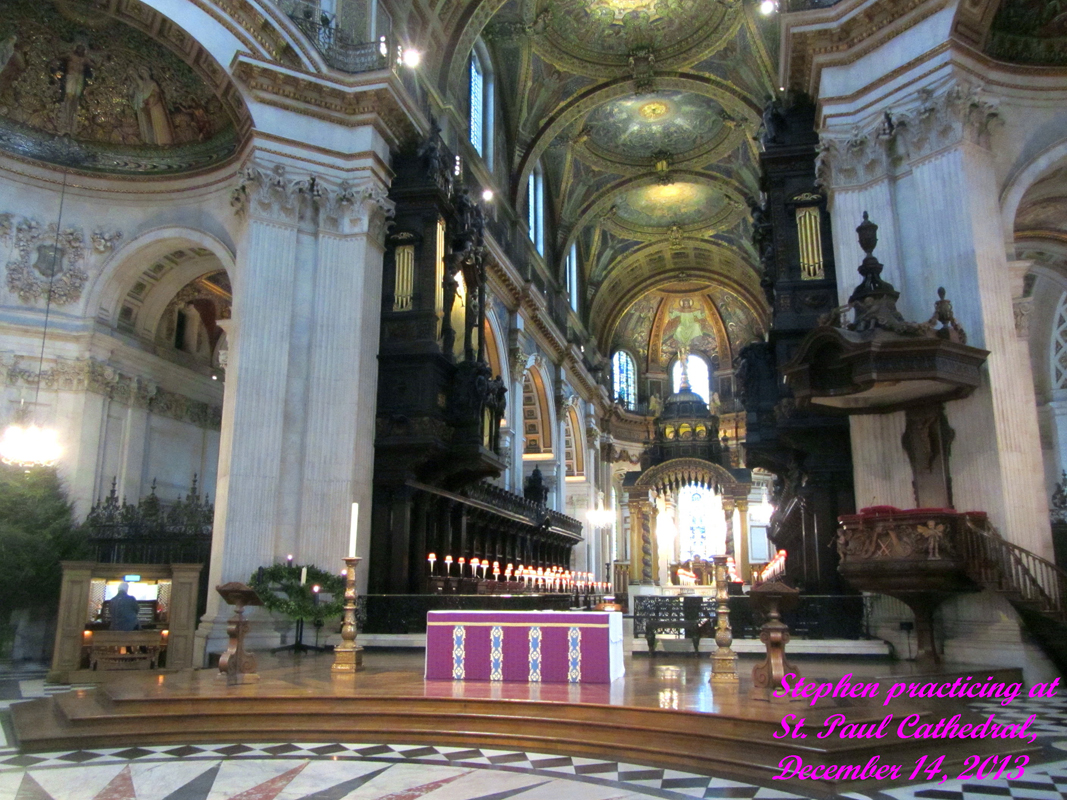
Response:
[2, 0, 1067, 797]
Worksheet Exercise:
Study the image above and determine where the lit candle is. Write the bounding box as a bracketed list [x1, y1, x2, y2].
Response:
[493, 562, 500, 580]
[458, 557, 466, 577]
[471, 557, 480, 578]
[300, 566, 307, 586]
[428, 552, 437, 575]
[445, 555, 453, 576]
[348, 502, 359, 558]
[312, 584, 320, 605]
[286, 554, 294, 565]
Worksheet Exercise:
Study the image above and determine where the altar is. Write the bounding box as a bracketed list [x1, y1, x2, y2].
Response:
[425, 610, 624, 683]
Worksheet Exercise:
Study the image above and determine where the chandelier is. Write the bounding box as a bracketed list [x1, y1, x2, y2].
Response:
[0, 173, 67, 468]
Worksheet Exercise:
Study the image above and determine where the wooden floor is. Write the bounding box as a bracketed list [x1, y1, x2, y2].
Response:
[11, 651, 1037, 793]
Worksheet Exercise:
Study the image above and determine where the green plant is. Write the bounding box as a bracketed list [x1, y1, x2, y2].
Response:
[249, 562, 344, 623]
[0, 464, 87, 640]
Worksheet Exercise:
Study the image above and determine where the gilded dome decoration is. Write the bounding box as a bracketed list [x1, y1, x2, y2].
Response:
[0, 0, 242, 174]
[987, 0, 1067, 66]
[530, 0, 742, 77]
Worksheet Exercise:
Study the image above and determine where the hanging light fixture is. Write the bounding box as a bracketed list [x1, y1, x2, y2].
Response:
[0, 172, 68, 468]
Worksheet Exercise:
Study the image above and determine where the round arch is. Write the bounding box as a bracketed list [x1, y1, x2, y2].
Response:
[592, 242, 767, 351]
[88, 227, 237, 329]
[125, 0, 321, 78]
[564, 404, 586, 479]
[1002, 137, 1067, 246]
[634, 457, 748, 498]
[562, 170, 749, 255]
[483, 305, 509, 383]
[522, 361, 555, 456]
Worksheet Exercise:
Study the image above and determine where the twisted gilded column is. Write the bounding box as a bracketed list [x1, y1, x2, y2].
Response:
[722, 497, 736, 562]
[629, 497, 655, 585]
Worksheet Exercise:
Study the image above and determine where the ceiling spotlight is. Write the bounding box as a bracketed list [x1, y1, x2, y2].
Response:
[481, 189, 495, 202]
[402, 48, 422, 68]
[759, 0, 776, 15]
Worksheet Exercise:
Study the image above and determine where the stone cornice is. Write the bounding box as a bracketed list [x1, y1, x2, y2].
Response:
[817, 80, 1000, 190]
[231, 57, 425, 148]
[781, 0, 953, 98]
[2, 353, 222, 430]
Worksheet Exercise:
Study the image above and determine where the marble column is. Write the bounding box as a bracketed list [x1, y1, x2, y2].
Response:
[196, 154, 393, 656]
[821, 81, 1052, 560]
[736, 498, 749, 584]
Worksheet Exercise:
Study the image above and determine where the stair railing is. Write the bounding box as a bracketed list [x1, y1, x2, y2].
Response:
[956, 515, 1067, 623]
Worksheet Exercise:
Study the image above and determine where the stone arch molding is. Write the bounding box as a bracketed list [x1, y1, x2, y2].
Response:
[634, 457, 749, 497]
[89, 227, 237, 329]
[1002, 138, 1067, 246]
[115, 0, 319, 77]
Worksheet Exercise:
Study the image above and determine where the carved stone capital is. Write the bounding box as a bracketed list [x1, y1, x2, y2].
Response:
[321, 180, 395, 244]
[231, 161, 302, 221]
[818, 82, 1000, 190]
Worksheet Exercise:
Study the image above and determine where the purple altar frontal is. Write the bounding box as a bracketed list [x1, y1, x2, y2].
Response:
[425, 610, 625, 683]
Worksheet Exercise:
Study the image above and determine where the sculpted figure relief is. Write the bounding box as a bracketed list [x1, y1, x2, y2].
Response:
[52, 42, 96, 136]
[131, 67, 174, 146]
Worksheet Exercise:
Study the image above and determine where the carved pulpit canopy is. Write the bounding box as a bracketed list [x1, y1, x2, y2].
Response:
[782, 214, 989, 414]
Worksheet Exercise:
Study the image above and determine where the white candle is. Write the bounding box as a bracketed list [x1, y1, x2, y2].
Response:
[300, 566, 307, 585]
[348, 502, 359, 558]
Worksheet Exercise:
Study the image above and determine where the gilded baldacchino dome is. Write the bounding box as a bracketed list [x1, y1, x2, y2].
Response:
[0, 0, 247, 174]
[648, 354, 723, 467]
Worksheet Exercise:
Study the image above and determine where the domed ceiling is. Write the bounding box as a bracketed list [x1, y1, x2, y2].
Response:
[580, 91, 736, 169]
[461, 0, 774, 369]
[986, 0, 1067, 66]
[0, 0, 243, 174]
[531, 0, 740, 75]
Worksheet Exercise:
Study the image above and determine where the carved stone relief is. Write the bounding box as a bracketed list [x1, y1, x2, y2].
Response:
[2, 352, 221, 429]
[1, 212, 121, 305]
[818, 83, 1001, 190]
[231, 160, 395, 243]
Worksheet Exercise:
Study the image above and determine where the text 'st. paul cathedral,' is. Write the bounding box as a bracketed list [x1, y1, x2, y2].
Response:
[2, 0, 1067, 678]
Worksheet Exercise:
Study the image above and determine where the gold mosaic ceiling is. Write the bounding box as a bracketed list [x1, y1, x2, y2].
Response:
[0, 0, 243, 174]
[475, 0, 775, 352]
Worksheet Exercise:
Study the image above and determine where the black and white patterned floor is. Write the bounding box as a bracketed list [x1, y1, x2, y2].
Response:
[2, 670, 1067, 800]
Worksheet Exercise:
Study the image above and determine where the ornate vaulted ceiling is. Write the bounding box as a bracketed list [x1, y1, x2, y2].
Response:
[458, 0, 775, 364]
[986, 0, 1067, 66]
[0, 0, 247, 174]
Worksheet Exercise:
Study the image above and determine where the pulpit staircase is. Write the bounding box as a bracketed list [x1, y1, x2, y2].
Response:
[956, 517, 1067, 673]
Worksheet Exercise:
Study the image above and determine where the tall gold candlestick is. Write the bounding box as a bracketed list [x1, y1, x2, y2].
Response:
[332, 556, 364, 674]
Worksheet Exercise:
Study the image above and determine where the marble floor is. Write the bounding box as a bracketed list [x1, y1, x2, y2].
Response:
[3, 658, 1067, 800]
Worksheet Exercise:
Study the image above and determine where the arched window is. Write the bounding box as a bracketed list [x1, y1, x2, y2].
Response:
[672, 353, 711, 403]
[468, 44, 493, 165]
[1052, 292, 1067, 391]
[566, 243, 579, 312]
[528, 164, 545, 257]
[612, 351, 637, 410]
[678, 484, 725, 558]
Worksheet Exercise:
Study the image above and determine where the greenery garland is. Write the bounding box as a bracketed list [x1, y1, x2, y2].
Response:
[249, 562, 345, 623]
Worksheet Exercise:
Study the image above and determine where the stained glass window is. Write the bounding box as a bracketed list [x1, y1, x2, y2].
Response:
[612, 351, 637, 410]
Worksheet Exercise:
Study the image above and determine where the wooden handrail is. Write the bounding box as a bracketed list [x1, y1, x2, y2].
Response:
[957, 516, 1067, 623]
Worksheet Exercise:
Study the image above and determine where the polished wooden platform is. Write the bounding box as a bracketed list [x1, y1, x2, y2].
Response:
[12, 652, 1036, 793]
